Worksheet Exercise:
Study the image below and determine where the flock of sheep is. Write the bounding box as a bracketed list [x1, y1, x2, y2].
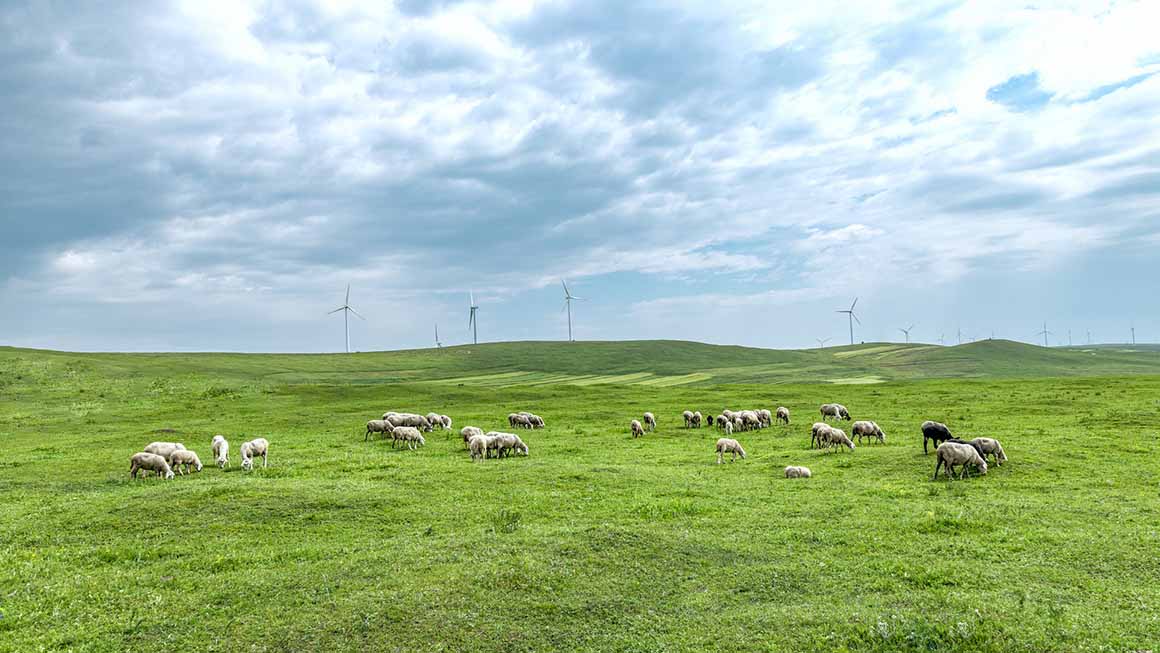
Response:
[128, 435, 268, 480]
[362, 410, 537, 461]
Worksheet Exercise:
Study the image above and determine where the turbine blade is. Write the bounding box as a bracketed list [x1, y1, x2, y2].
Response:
[348, 306, 365, 320]
[561, 279, 569, 296]
[850, 297, 859, 311]
[470, 291, 474, 307]
[328, 307, 345, 314]
[852, 313, 861, 325]
[345, 284, 350, 305]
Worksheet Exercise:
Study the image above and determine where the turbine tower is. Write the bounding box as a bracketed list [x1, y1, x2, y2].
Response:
[938, 333, 945, 345]
[836, 298, 861, 345]
[1035, 321, 1052, 347]
[562, 280, 584, 342]
[816, 337, 831, 349]
[898, 324, 914, 344]
[468, 292, 479, 345]
[1087, 330, 1092, 345]
[1131, 325, 1136, 345]
[327, 284, 364, 354]
[435, 323, 442, 349]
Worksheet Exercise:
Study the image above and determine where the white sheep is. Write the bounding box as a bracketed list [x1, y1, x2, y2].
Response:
[425, 412, 442, 428]
[643, 412, 657, 431]
[721, 409, 735, 420]
[851, 420, 886, 445]
[683, 410, 695, 427]
[723, 420, 734, 436]
[440, 415, 452, 430]
[169, 449, 203, 475]
[631, 419, 644, 438]
[529, 414, 545, 429]
[492, 432, 529, 457]
[144, 442, 186, 459]
[715, 414, 729, 429]
[740, 410, 761, 431]
[823, 428, 855, 453]
[934, 441, 988, 479]
[391, 426, 425, 450]
[784, 466, 811, 478]
[758, 409, 773, 428]
[715, 438, 746, 464]
[130, 452, 174, 480]
[969, 437, 1007, 465]
[819, 404, 841, 421]
[468, 434, 492, 461]
[461, 426, 484, 449]
[776, 407, 790, 425]
[386, 413, 431, 431]
[240, 438, 269, 471]
[511, 414, 533, 429]
[810, 422, 831, 449]
[692, 411, 703, 428]
[365, 419, 394, 441]
[507, 413, 519, 428]
[211, 435, 230, 469]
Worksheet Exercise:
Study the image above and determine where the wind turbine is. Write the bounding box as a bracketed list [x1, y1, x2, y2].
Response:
[1086, 330, 1092, 345]
[835, 298, 861, 345]
[562, 280, 584, 342]
[897, 324, 914, 344]
[468, 292, 479, 345]
[1131, 325, 1136, 345]
[1035, 321, 1052, 347]
[327, 284, 364, 354]
[957, 327, 963, 345]
[435, 323, 442, 349]
[938, 333, 945, 345]
[816, 337, 831, 349]
[1068, 329, 1072, 347]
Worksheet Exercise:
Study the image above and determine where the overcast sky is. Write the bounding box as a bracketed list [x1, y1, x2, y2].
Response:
[2, 1, 1158, 352]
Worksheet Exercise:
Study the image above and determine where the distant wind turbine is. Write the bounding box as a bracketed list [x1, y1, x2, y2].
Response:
[435, 323, 442, 349]
[468, 292, 480, 345]
[836, 298, 861, 345]
[957, 327, 963, 345]
[816, 337, 831, 349]
[938, 333, 945, 345]
[1131, 325, 1136, 345]
[1035, 321, 1052, 348]
[327, 284, 365, 354]
[898, 324, 914, 344]
[1087, 330, 1092, 345]
[1068, 329, 1072, 347]
[562, 280, 584, 342]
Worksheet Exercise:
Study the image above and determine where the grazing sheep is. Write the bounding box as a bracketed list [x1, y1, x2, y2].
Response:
[440, 415, 453, 430]
[425, 412, 442, 428]
[723, 421, 734, 436]
[643, 412, 657, 431]
[970, 437, 1007, 465]
[169, 449, 203, 475]
[511, 414, 533, 429]
[741, 410, 761, 431]
[390, 426, 425, 450]
[130, 452, 174, 480]
[144, 442, 186, 459]
[922, 420, 953, 454]
[933, 442, 988, 480]
[810, 422, 831, 449]
[784, 466, 811, 479]
[468, 434, 492, 461]
[692, 411, 703, 428]
[721, 409, 735, 420]
[732, 416, 744, 433]
[507, 413, 519, 428]
[836, 404, 851, 420]
[386, 413, 432, 431]
[492, 432, 529, 457]
[461, 426, 484, 449]
[715, 438, 746, 464]
[776, 407, 790, 425]
[823, 428, 855, 452]
[365, 419, 394, 441]
[705, 414, 715, 429]
[529, 414, 545, 429]
[211, 435, 230, 469]
[715, 414, 728, 429]
[947, 438, 985, 460]
[851, 420, 886, 445]
[758, 409, 773, 428]
[240, 438, 269, 471]
[631, 419, 644, 438]
[683, 410, 695, 428]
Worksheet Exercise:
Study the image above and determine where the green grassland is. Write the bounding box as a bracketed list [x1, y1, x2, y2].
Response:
[1, 341, 1159, 651]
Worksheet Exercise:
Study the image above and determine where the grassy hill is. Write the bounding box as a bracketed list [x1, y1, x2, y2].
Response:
[4, 339, 1160, 388]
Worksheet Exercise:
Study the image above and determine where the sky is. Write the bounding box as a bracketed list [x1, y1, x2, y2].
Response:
[1, 0, 1158, 353]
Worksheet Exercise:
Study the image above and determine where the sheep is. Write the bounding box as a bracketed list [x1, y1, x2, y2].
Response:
[425, 412, 442, 428]
[723, 421, 733, 436]
[946, 438, 985, 460]
[365, 419, 394, 442]
[721, 409, 735, 420]
[758, 409, 773, 428]
[169, 449, 203, 475]
[507, 413, 519, 428]
[810, 422, 831, 449]
[776, 407, 790, 425]
[715, 438, 746, 464]
[933, 441, 988, 480]
[631, 419, 645, 438]
[482, 431, 507, 457]
[823, 428, 855, 453]
[836, 404, 851, 420]
[492, 432, 529, 457]
[970, 437, 1007, 465]
[511, 413, 533, 429]
[921, 420, 953, 454]
[440, 415, 453, 430]
[820, 404, 841, 421]
[529, 414, 545, 429]
[461, 426, 484, 449]
[386, 413, 432, 431]
[643, 412, 657, 431]
[144, 442, 186, 459]
[468, 434, 492, 461]
[211, 435, 230, 469]
[715, 414, 728, 429]
[130, 452, 174, 480]
[240, 438, 269, 471]
[390, 426, 425, 450]
[851, 420, 886, 445]
[705, 414, 715, 429]
[683, 410, 695, 428]
[692, 411, 703, 428]
[740, 410, 761, 431]
[784, 466, 811, 479]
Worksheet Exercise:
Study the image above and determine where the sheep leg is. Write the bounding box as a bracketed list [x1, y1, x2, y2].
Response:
[716, 451, 723, 464]
[262, 454, 268, 468]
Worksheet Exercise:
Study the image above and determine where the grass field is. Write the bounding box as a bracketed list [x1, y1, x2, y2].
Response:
[2, 342, 1159, 651]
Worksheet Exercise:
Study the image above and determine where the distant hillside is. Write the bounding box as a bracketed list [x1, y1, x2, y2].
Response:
[4, 339, 1160, 388]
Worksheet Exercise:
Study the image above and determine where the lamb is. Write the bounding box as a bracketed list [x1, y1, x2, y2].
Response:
[810, 422, 831, 449]
[970, 437, 1007, 465]
[933, 441, 988, 480]
[169, 449, 203, 475]
[144, 442, 186, 459]
[715, 438, 746, 464]
[921, 420, 953, 454]
[776, 407, 790, 425]
[723, 421, 734, 436]
[461, 426, 484, 449]
[631, 419, 645, 438]
[130, 452, 174, 480]
[823, 428, 855, 452]
[211, 435, 230, 469]
[683, 410, 695, 427]
[391, 426, 425, 450]
[851, 420, 886, 445]
[692, 411, 703, 428]
[784, 466, 811, 479]
[643, 412, 657, 431]
[365, 419, 394, 441]
[240, 438, 269, 471]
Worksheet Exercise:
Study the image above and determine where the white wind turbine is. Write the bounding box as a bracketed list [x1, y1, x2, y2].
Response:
[836, 298, 861, 345]
[898, 323, 915, 344]
[327, 284, 364, 353]
[1035, 321, 1052, 347]
[562, 280, 584, 342]
[816, 337, 832, 349]
[435, 323, 442, 349]
[468, 292, 479, 345]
